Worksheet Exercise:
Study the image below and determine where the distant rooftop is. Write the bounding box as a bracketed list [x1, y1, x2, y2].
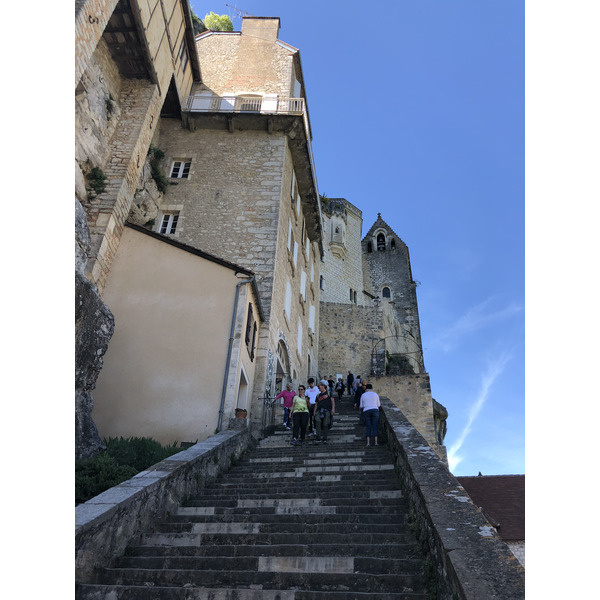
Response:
[456, 475, 525, 541]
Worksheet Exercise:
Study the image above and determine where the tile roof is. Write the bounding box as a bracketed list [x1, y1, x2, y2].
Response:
[456, 475, 525, 541]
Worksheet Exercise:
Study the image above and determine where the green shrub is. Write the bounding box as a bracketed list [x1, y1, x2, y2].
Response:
[103, 436, 182, 472]
[147, 146, 168, 193]
[75, 436, 183, 505]
[86, 167, 107, 196]
[75, 452, 137, 505]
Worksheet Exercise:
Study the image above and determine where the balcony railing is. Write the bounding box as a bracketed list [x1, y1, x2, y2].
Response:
[182, 94, 305, 115]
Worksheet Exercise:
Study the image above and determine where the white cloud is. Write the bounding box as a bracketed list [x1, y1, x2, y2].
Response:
[447, 351, 512, 473]
[430, 298, 523, 352]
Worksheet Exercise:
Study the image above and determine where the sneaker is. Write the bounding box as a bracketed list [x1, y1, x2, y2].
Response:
[291, 439, 297, 445]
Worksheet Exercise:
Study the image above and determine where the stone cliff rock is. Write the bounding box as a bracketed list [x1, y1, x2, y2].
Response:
[433, 398, 448, 446]
[75, 198, 115, 459]
[127, 158, 162, 228]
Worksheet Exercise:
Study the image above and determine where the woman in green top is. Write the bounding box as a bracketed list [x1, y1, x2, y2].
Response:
[290, 385, 309, 445]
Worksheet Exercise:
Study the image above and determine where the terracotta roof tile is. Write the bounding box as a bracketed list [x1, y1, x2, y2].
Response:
[456, 475, 525, 541]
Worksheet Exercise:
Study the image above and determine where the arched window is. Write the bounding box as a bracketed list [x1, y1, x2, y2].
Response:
[390, 238, 396, 249]
[377, 233, 386, 251]
[382, 287, 391, 298]
[367, 241, 373, 253]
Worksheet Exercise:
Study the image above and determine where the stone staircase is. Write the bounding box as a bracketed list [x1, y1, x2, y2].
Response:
[76, 396, 432, 599]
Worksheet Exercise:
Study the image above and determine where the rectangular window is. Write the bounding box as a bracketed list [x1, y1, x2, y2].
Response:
[250, 322, 257, 361]
[310, 262, 314, 283]
[287, 219, 292, 251]
[170, 160, 191, 179]
[285, 281, 292, 318]
[290, 170, 296, 199]
[297, 321, 303, 355]
[159, 212, 179, 235]
[309, 304, 315, 331]
[245, 304, 254, 345]
[179, 40, 189, 72]
[293, 241, 298, 268]
[300, 271, 307, 301]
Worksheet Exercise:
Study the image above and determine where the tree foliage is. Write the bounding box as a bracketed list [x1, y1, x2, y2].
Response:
[204, 11, 234, 31]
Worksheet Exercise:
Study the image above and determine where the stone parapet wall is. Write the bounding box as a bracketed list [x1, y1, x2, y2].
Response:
[318, 301, 382, 380]
[75, 427, 252, 582]
[380, 399, 525, 599]
[508, 541, 525, 567]
[371, 374, 445, 461]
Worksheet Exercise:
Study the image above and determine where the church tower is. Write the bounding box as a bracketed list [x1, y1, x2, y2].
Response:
[362, 213, 425, 374]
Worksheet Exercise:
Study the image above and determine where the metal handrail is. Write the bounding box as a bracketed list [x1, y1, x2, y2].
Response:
[258, 396, 282, 438]
[182, 95, 305, 115]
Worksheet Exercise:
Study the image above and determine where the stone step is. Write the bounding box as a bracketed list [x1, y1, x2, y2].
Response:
[161, 511, 408, 524]
[76, 583, 430, 599]
[95, 567, 427, 594]
[202, 479, 400, 492]
[112, 555, 423, 575]
[177, 493, 404, 508]
[196, 479, 402, 494]
[123, 542, 420, 559]
[140, 531, 418, 546]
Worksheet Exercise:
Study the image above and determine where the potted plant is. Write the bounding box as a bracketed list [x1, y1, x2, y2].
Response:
[235, 408, 248, 418]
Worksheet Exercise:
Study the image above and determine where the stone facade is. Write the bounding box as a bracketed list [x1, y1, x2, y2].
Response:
[320, 199, 367, 305]
[128, 16, 323, 434]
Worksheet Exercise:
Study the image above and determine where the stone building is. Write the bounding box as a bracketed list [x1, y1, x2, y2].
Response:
[79, 12, 324, 449]
[318, 199, 445, 459]
[151, 16, 324, 415]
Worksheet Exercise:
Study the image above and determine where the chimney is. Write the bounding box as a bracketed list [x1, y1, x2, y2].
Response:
[241, 17, 280, 41]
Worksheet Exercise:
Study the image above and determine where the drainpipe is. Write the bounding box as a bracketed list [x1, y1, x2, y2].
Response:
[217, 275, 254, 432]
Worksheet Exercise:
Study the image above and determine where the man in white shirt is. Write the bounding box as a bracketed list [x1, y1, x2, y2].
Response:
[305, 377, 320, 436]
[359, 383, 381, 446]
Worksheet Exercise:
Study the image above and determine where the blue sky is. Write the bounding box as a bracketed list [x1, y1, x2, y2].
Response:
[191, 0, 525, 476]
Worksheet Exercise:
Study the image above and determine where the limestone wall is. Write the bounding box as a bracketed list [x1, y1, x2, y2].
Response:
[193, 18, 295, 99]
[318, 302, 382, 380]
[370, 373, 444, 460]
[154, 121, 320, 416]
[320, 199, 367, 306]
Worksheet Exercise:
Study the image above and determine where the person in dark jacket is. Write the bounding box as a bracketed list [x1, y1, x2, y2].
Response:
[354, 380, 367, 424]
[314, 382, 335, 444]
[347, 371, 354, 394]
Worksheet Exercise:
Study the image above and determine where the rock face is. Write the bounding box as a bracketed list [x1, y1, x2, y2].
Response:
[432, 398, 448, 446]
[127, 160, 162, 228]
[75, 198, 115, 459]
